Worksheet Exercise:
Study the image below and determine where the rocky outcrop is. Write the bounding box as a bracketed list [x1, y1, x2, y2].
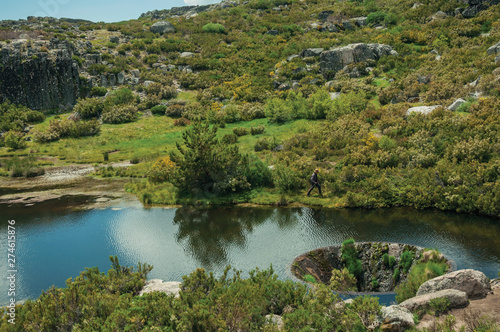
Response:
[319, 43, 397, 79]
[291, 242, 427, 292]
[139, 279, 181, 297]
[379, 305, 415, 332]
[150, 21, 176, 34]
[0, 42, 81, 110]
[140, 1, 238, 20]
[416, 269, 491, 299]
[399, 289, 469, 312]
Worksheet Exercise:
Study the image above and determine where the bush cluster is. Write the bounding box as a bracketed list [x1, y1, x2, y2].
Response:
[34, 118, 100, 142]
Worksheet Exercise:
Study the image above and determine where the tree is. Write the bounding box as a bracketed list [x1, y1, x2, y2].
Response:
[170, 121, 250, 196]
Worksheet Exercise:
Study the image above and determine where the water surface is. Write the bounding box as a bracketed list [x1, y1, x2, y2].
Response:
[1, 198, 499, 306]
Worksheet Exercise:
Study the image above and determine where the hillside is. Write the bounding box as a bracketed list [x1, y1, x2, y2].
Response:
[0, 0, 499, 217]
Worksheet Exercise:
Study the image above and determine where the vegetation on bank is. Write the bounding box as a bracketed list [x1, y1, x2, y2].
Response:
[1, 257, 497, 331]
[0, 0, 499, 218]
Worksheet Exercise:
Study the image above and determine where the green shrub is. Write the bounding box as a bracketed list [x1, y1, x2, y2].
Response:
[151, 104, 167, 115]
[341, 239, 363, 279]
[389, 255, 396, 268]
[202, 23, 226, 34]
[367, 12, 387, 25]
[0, 256, 152, 330]
[429, 297, 451, 316]
[90, 86, 108, 97]
[222, 133, 239, 144]
[102, 105, 138, 124]
[166, 104, 185, 118]
[245, 158, 273, 188]
[303, 274, 317, 284]
[400, 250, 414, 273]
[0, 102, 45, 132]
[383, 253, 390, 266]
[233, 127, 249, 136]
[395, 256, 448, 303]
[74, 97, 107, 119]
[105, 88, 135, 106]
[33, 119, 101, 142]
[173, 117, 190, 126]
[250, 124, 265, 135]
[265, 97, 293, 123]
[326, 92, 368, 122]
[3, 156, 44, 178]
[393, 268, 400, 281]
[273, 163, 303, 193]
[371, 277, 379, 289]
[329, 268, 357, 291]
[3, 130, 26, 150]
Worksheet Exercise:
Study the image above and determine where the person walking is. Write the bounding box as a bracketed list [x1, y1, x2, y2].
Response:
[306, 169, 322, 197]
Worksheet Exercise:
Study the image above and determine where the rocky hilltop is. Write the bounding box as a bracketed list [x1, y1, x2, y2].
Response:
[0, 39, 81, 110]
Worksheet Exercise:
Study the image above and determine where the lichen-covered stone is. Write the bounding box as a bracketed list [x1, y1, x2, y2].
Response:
[417, 269, 491, 299]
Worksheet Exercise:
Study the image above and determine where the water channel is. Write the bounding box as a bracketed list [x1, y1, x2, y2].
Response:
[1, 196, 499, 306]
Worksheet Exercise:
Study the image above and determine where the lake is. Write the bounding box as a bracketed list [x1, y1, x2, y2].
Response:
[1, 196, 499, 306]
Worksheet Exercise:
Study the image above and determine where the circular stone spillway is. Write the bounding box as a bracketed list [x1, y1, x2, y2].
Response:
[291, 242, 448, 292]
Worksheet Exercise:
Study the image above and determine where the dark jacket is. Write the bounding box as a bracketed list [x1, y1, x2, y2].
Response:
[310, 172, 318, 184]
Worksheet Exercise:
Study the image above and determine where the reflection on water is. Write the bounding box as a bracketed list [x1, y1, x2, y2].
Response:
[1, 200, 499, 306]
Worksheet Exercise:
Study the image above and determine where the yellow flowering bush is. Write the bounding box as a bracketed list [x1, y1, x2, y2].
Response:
[147, 156, 176, 183]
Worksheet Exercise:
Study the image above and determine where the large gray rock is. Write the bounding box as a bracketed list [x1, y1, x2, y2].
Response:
[319, 43, 397, 78]
[417, 269, 491, 299]
[379, 305, 415, 332]
[139, 279, 181, 297]
[150, 21, 176, 34]
[400, 289, 468, 312]
[487, 42, 500, 55]
[448, 98, 467, 111]
[405, 105, 441, 116]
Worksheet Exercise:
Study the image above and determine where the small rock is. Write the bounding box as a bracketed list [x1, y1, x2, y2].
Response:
[266, 29, 279, 35]
[109, 36, 119, 44]
[131, 69, 140, 78]
[447, 98, 467, 111]
[329, 92, 342, 100]
[287, 54, 299, 62]
[406, 105, 442, 116]
[265, 314, 284, 330]
[412, 2, 423, 9]
[139, 280, 181, 297]
[380, 305, 415, 332]
[180, 51, 194, 58]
